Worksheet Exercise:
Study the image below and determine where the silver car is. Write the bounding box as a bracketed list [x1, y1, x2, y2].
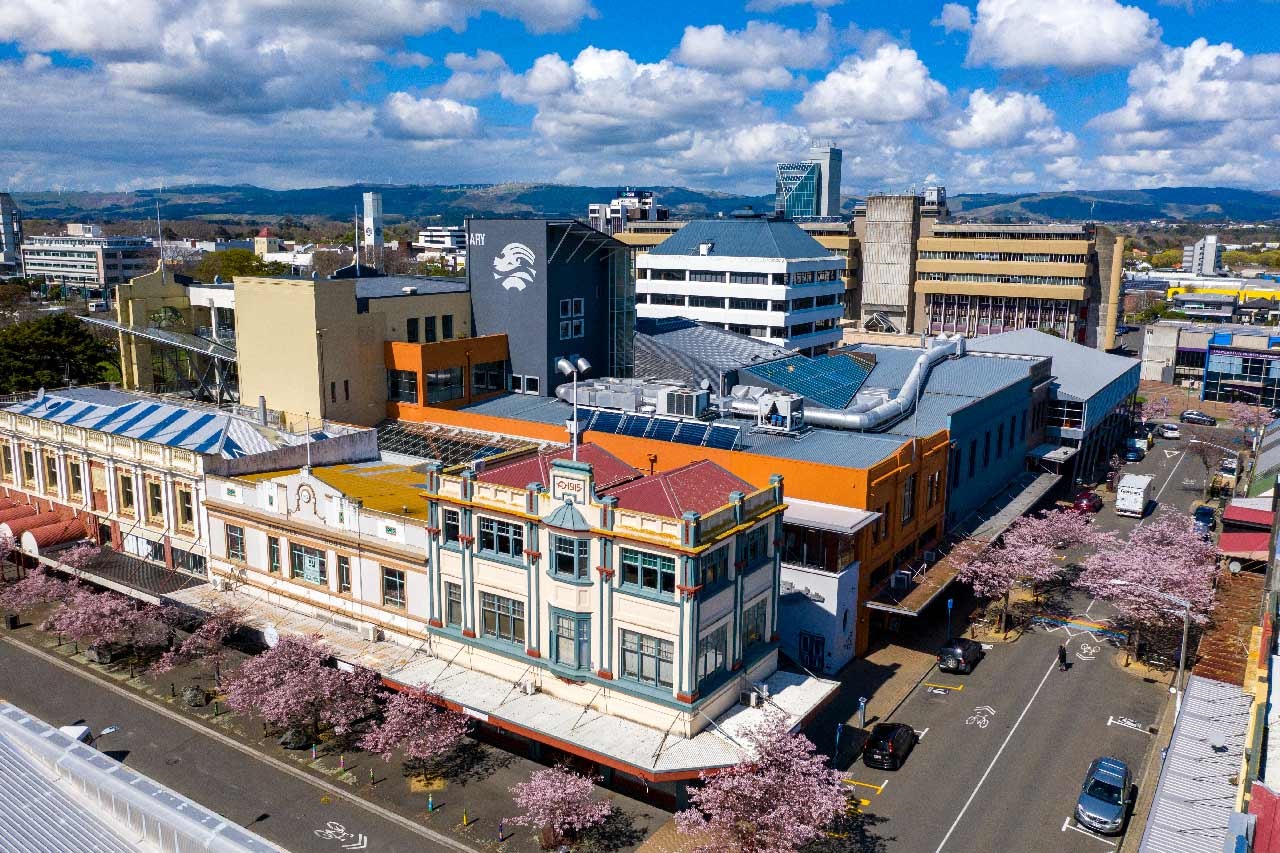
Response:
[1075, 756, 1132, 835]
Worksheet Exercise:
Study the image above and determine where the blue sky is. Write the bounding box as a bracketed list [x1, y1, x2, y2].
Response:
[1, 0, 1278, 194]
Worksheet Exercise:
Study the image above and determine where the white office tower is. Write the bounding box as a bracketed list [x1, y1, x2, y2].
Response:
[0, 194, 21, 277]
[362, 192, 384, 270]
[587, 188, 669, 236]
[1182, 235, 1223, 276]
[810, 145, 842, 218]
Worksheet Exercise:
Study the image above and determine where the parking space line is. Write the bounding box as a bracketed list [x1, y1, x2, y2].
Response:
[916, 727, 929, 740]
[841, 779, 885, 795]
[934, 656, 1059, 853]
[1061, 817, 1117, 847]
[922, 682, 963, 692]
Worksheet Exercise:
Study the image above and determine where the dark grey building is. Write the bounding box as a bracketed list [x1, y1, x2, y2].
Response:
[467, 219, 633, 396]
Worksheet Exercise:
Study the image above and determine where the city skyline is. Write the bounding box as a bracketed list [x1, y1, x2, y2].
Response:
[1, 0, 1278, 194]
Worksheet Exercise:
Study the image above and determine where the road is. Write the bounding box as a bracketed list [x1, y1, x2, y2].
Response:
[0, 635, 477, 853]
[839, 428, 1219, 851]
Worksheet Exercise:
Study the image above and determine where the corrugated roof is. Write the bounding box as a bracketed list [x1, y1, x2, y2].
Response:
[635, 317, 794, 388]
[1217, 531, 1270, 559]
[478, 444, 641, 492]
[968, 328, 1139, 402]
[1222, 502, 1274, 528]
[601, 459, 756, 517]
[1139, 675, 1254, 853]
[6, 389, 316, 459]
[645, 218, 837, 261]
[1194, 570, 1264, 686]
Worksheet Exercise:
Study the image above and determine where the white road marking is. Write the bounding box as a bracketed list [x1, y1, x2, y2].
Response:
[1107, 716, 1152, 735]
[1061, 816, 1117, 847]
[980, 643, 994, 650]
[1151, 447, 1188, 508]
[1164, 449, 1180, 459]
[1076, 643, 1100, 661]
[935, 655, 1061, 853]
[916, 728, 929, 740]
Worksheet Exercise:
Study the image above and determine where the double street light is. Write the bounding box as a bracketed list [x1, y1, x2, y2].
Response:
[556, 356, 591, 462]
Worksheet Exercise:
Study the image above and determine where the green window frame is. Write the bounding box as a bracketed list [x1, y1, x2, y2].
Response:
[619, 549, 676, 595]
[620, 630, 674, 689]
[552, 536, 590, 580]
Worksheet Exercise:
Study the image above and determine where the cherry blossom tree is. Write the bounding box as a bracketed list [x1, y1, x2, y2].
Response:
[0, 532, 14, 566]
[0, 568, 72, 614]
[1229, 401, 1272, 451]
[1077, 511, 1220, 652]
[1142, 395, 1172, 423]
[359, 688, 469, 775]
[675, 711, 846, 853]
[57, 542, 101, 573]
[223, 634, 380, 739]
[44, 588, 163, 652]
[150, 604, 245, 682]
[509, 765, 613, 849]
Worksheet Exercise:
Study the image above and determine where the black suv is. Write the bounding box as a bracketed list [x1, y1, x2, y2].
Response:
[1180, 410, 1217, 426]
[938, 637, 984, 674]
[862, 722, 917, 770]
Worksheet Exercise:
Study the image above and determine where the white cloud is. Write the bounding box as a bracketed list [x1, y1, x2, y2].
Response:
[944, 89, 1076, 153]
[434, 49, 510, 99]
[966, 0, 1161, 70]
[798, 43, 947, 129]
[674, 16, 832, 72]
[744, 0, 842, 11]
[933, 3, 973, 33]
[377, 93, 480, 140]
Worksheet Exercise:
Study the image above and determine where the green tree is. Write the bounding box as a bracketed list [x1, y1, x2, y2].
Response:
[1150, 249, 1183, 269]
[194, 249, 289, 281]
[0, 314, 116, 393]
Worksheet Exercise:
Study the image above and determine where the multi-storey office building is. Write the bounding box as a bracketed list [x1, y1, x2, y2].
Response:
[635, 216, 845, 354]
[916, 223, 1124, 348]
[774, 146, 842, 219]
[853, 187, 948, 333]
[0, 193, 22, 277]
[0, 387, 373, 575]
[1142, 321, 1280, 408]
[21, 231, 152, 295]
[588, 188, 669, 237]
[1183, 234, 1224, 276]
[203, 439, 828, 790]
[412, 226, 467, 270]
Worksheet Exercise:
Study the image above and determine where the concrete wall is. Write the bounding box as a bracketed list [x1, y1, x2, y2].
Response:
[778, 561, 859, 675]
[859, 195, 921, 332]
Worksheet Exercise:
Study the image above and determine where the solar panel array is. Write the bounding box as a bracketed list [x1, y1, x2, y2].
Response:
[580, 409, 740, 450]
[744, 352, 875, 409]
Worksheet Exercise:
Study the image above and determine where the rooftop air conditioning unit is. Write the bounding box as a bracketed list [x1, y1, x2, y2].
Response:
[358, 624, 382, 643]
[520, 679, 540, 696]
[661, 388, 709, 418]
[401, 286, 418, 295]
[211, 576, 227, 592]
[891, 570, 912, 591]
[740, 690, 762, 708]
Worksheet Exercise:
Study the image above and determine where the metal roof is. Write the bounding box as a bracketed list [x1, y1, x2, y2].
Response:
[6, 389, 316, 458]
[353, 275, 468, 299]
[635, 317, 794, 388]
[1139, 675, 1254, 853]
[645, 218, 838, 261]
[968, 328, 1139, 402]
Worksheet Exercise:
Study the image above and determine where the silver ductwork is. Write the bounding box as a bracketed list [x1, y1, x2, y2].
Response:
[728, 335, 963, 431]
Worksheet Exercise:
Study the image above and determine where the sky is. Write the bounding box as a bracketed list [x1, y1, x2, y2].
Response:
[1, 0, 1278, 195]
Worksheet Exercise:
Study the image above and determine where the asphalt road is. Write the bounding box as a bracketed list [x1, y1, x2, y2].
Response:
[837, 431, 1218, 852]
[0, 636, 477, 853]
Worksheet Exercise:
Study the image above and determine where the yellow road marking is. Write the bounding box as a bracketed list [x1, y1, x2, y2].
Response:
[842, 779, 885, 794]
[922, 681, 964, 691]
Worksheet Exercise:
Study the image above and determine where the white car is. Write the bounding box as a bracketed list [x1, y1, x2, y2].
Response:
[1158, 423, 1181, 439]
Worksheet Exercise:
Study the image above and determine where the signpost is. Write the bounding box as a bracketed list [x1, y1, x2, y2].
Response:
[946, 597, 954, 640]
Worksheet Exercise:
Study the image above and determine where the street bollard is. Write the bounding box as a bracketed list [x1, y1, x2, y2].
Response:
[462, 809, 469, 827]
[170, 682, 176, 697]
[339, 754, 345, 770]
[498, 819, 505, 842]
[858, 696, 867, 729]
[212, 701, 220, 717]
[369, 767, 375, 785]
[311, 745, 317, 760]
[427, 793, 434, 812]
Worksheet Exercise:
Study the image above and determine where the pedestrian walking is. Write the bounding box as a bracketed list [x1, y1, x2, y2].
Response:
[1058, 643, 1069, 672]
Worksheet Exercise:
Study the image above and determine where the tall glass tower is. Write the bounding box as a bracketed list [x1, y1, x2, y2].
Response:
[775, 162, 820, 219]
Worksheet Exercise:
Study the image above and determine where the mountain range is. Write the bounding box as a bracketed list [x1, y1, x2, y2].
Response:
[11, 183, 1280, 224]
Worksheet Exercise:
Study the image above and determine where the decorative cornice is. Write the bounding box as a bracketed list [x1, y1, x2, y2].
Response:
[595, 566, 615, 580]
[676, 583, 703, 600]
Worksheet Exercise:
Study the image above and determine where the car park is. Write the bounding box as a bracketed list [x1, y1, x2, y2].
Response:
[937, 637, 984, 673]
[1071, 490, 1103, 514]
[862, 722, 917, 770]
[1122, 447, 1145, 463]
[1180, 410, 1217, 426]
[1074, 757, 1132, 835]
[1158, 423, 1181, 439]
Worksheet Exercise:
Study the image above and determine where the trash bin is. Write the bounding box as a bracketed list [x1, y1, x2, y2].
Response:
[4, 613, 18, 630]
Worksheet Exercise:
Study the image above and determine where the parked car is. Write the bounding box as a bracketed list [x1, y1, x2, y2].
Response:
[862, 722, 917, 770]
[937, 637, 984, 674]
[1192, 505, 1216, 538]
[1122, 446, 1146, 463]
[1180, 410, 1217, 426]
[1075, 757, 1132, 835]
[1270, 406, 1280, 420]
[1220, 456, 1239, 476]
[1158, 423, 1181, 439]
[1071, 490, 1103, 514]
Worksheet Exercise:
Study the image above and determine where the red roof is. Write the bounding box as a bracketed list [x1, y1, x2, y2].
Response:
[1217, 530, 1271, 559]
[1222, 503, 1275, 529]
[601, 460, 758, 517]
[477, 444, 640, 491]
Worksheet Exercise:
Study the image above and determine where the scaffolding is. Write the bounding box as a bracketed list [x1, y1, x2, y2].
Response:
[375, 420, 558, 467]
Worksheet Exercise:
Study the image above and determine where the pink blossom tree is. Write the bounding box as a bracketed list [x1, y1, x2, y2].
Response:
[1142, 395, 1172, 423]
[359, 688, 469, 777]
[44, 588, 162, 653]
[675, 711, 846, 853]
[0, 569, 72, 614]
[57, 542, 101, 574]
[223, 634, 380, 740]
[150, 604, 245, 682]
[509, 765, 613, 849]
[0, 532, 14, 566]
[1077, 511, 1220, 651]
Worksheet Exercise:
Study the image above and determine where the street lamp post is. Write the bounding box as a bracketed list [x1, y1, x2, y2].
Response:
[556, 356, 591, 462]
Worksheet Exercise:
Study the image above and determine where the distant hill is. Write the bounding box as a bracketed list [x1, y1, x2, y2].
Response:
[10, 183, 1280, 224]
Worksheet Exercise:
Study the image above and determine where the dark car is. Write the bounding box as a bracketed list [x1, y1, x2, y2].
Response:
[1071, 490, 1103, 514]
[1270, 406, 1280, 420]
[1180, 410, 1217, 426]
[1193, 505, 1216, 538]
[1075, 757, 1132, 835]
[937, 637, 984, 673]
[1122, 447, 1145, 463]
[862, 722, 917, 770]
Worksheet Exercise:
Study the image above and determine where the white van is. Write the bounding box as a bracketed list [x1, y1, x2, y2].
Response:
[1115, 473, 1154, 518]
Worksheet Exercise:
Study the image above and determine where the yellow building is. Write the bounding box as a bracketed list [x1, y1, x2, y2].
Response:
[914, 223, 1123, 348]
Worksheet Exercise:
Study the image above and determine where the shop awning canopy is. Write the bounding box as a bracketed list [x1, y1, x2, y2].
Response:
[1217, 530, 1270, 561]
[783, 498, 879, 535]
